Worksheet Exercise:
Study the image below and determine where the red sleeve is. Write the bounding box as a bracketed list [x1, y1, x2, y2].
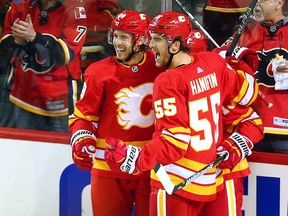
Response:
[3, 1, 19, 34]
[55, 2, 87, 79]
[69, 62, 104, 134]
[223, 104, 264, 140]
[62, 3, 87, 56]
[221, 62, 252, 107]
[205, 0, 250, 11]
[235, 113, 264, 145]
[142, 72, 191, 169]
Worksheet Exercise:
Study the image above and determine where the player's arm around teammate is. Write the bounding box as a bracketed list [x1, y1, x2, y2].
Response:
[105, 11, 257, 216]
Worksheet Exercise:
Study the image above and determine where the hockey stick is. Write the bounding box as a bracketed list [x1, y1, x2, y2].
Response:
[154, 153, 227, 195]
[226, 0, 258, 56]
[173, 0, 220, 48]
[258, 90, 273, 108]
[173, 0, 257, 52]
[224, 0, 273, 108]
[223, 0, 273, 108]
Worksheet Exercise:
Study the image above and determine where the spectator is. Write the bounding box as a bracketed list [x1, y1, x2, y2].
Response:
[69, 0, 120, 115]
[0, 0, 10, 36]
[203, 0, 251, 49]
[104, 11, 258, 216]
[224, 0, 288, 153]
[69, 10, 165, 216]
[80, 0, 121, 71]
[67, 0, 121, 116]
[0, 0, 13, 127]
[0, 0, 87, 132]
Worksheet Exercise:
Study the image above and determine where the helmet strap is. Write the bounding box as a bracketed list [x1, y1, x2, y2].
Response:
[165, 52, 174, 68]
[165, 43, 181, 68]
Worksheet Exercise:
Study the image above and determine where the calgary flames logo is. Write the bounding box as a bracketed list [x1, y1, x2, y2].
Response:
[115, 83, 154, 130]
[21, 51, 54, 74]
[256, 49, 288, 87]
[21, 36, 55, 73]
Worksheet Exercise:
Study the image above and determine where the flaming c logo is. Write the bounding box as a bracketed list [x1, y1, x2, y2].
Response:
[256, 49, 288, 87]
[115, 83, 154, 130]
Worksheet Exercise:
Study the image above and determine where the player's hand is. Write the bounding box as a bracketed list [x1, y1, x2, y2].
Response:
[213, 46, 259, 73]
[70, 130, 97, 171]
[104, 137, 142, 175]
[217, 132, 253, 170]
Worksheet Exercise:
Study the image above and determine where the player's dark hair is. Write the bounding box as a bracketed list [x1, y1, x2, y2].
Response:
[173, 36, 191, 53]
[138, 44, 147, 52]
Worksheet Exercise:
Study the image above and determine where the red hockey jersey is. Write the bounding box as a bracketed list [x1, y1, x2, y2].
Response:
[1, 0, 87, 116]
[205, 0, 250, 13]
[146, 52, 253, 202]
[222, 105, 264, 180]
[80, 0, 120, 69]
[69, 50, 165, 179]
[232, 20, 288, 135]
[221, 61, 264, 180]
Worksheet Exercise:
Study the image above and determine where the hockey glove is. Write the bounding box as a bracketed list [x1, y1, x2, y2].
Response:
[104, 137, 142, 175]
[213, 46, 259, 73]
[70, 130, 97, 171]
[217, 132, 253, 170]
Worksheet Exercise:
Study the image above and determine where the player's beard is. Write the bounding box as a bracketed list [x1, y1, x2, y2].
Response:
[253, 6, 264, 22]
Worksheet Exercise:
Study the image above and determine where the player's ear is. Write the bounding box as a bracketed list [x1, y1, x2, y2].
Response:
[134, 36, 146, 53]
[169, 40, 181, 54]
[136, 35, 145, 46]
[276, 0, 283, 10]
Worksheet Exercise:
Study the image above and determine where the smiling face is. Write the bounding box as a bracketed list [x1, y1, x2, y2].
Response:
[149, 33, 171, 68]
[112, 30, 135, 62]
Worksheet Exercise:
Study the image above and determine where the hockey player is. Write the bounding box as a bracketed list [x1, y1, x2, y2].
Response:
[213, 47, 264, 215]
[189, 27, 264, 215]
[68, 10, 165, 216]
[0, 0, 87, 131]
[223, 0, 288, 153]
[188, 29, 207, 53]
[105, 11, 258, 216]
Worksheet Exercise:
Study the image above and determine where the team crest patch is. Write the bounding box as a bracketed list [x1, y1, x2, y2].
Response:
[131, 66, 138, 72]
[74, 7, 86, 19]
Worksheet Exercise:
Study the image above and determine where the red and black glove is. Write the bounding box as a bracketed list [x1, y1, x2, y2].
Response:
[104, 137, 142, 175]
[70, 130, 97, 171]
[213, 46, 259, 73]
[217, 132, 253, 170]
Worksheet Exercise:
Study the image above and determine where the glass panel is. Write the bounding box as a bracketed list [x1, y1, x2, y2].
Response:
[0, 0, 288, 134]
